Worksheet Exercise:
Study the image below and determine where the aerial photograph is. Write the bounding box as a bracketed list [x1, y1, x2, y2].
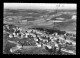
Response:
[3, 3, 76, 55]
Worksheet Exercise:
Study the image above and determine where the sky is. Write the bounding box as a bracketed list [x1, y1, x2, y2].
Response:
[4, 3, 77, 10]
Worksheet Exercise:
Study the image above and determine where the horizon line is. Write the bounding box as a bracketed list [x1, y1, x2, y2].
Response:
[4, 3, 77, 10]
